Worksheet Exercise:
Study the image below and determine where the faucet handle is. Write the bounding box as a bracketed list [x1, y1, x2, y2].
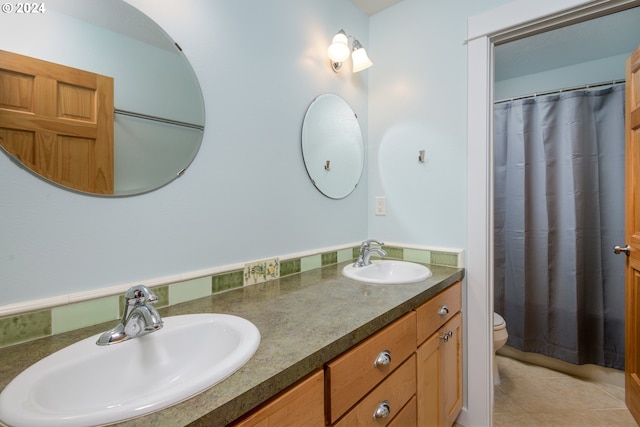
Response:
[363, 239, 385, 248]
[355, 240, 386, 267]
[124, 285, 158, 305]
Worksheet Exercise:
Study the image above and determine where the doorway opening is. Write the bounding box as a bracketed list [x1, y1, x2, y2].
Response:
[465, 1, 640, 425]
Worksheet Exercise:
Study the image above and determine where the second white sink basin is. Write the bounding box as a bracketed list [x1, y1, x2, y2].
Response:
[342, 260, 432, 284]
[0, 313, 260, 427]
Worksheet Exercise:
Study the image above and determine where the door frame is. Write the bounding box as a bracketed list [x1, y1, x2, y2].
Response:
[464, 0, 640, 425]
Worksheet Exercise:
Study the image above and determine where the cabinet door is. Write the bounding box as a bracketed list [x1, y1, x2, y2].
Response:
[441, 313, 462, 427]
[231, 370, 324, 427]
[416, 313, 462, 427]
[416, 330, 440, 427]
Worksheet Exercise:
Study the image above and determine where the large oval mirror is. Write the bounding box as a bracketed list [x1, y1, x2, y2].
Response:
[0, 0, 205, 196]
[301, 94, 364, 199]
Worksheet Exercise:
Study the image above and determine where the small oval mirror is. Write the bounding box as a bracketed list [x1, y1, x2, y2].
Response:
[301, 94, 364, 199]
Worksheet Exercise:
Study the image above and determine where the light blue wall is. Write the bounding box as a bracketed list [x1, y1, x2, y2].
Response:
[495, 53, 628, 101]
[493, 6, 640, 101]
[0, 0, 370, 305]
[5, 0, 604, 307]
[367, 0, 511, 248]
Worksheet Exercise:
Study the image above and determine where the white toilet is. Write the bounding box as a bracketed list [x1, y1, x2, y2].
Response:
[493, 312, 508, 385]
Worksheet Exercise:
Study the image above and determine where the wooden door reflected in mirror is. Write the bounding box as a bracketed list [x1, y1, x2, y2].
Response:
[0, 50, 114, 194]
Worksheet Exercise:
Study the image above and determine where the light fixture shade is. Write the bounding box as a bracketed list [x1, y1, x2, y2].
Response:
[328, 31, 350, 62]
[351, 43, 373, 73]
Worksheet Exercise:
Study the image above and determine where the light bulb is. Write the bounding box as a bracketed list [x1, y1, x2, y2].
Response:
[328, 32, 350, 62]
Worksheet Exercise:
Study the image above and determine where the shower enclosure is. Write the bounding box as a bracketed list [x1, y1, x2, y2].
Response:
[493, 84, 626, 370]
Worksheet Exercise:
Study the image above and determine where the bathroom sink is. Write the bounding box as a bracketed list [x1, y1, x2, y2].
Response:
[342, 260, 432, 284]
[0, 313, 260, 427]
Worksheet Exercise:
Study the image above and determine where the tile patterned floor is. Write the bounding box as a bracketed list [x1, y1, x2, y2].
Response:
[493, 355, 637, 427]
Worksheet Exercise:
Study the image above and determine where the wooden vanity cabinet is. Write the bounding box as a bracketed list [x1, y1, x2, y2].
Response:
[415, 282, 462, 427]
[229, 370, 325, 427]
[325, 312, 417, 424]
[228, 281, 462, 427]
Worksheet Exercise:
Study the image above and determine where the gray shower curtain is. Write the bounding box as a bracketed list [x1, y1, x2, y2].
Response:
[493, 84, 626, 370]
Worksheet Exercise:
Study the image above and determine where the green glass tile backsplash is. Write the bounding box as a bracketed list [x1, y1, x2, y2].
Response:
[212, 271, 244, 293]
[0, 244, 460, 349]
[280, 259, 301, 277]
[321, 252, 338, 266]
[384, 246, 404, 259]
[431, 251, 459, 267]
[0, 309, 51, 347]
[52, 296, 119, 334]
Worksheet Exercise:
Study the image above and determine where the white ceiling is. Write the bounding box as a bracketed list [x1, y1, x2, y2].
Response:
[351, 0, 402, 16]
[495, 6, 640, 81]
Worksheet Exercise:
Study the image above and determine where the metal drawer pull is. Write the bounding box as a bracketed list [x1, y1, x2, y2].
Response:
[374, 350, 392, 367]
[440, 330, 453, 342]
[438, 305, 449, 315]
[373, 400, 391, 420]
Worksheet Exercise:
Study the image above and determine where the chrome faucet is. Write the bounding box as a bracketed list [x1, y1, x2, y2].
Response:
[355, 239, 387, 267]
[96, 285, 163, 346]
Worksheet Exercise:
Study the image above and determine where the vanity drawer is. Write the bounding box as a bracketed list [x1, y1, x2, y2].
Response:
[231, 370, 324, 427]
[333, 354, 416, 427]
[415, 281, 461, 345]
[325, 312, 416, 423]
[387, 395, 417, 427]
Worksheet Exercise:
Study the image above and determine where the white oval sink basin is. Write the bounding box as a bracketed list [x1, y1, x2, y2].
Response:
[0, 313, 260, 427]
[343, 260, 432, 284]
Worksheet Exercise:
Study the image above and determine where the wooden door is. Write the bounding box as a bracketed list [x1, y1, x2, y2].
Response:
[0, 50, 114, 194]
[625, 43, 640, 425]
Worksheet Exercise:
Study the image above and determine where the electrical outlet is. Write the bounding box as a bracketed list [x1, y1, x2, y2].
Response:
[375, 196, 386, 216]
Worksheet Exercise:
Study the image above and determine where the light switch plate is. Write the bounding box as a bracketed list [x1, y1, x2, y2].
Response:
[375, 196, 386, 216]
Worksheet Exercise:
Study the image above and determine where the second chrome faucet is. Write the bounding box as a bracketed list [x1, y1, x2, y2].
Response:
[354, 239, 387, 267]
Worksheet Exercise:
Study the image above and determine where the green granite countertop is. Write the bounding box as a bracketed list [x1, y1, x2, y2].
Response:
[0, 261, 464, 427]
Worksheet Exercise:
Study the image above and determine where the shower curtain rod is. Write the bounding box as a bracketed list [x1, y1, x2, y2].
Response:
[114, 108, 205, 131]
[494, 79, 626, 104]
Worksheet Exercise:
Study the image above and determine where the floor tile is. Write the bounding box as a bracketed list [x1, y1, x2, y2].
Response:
[493, 356, 636, 427]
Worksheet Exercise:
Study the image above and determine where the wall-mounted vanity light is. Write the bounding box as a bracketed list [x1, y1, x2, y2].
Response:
[327, 29, 373, 73]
